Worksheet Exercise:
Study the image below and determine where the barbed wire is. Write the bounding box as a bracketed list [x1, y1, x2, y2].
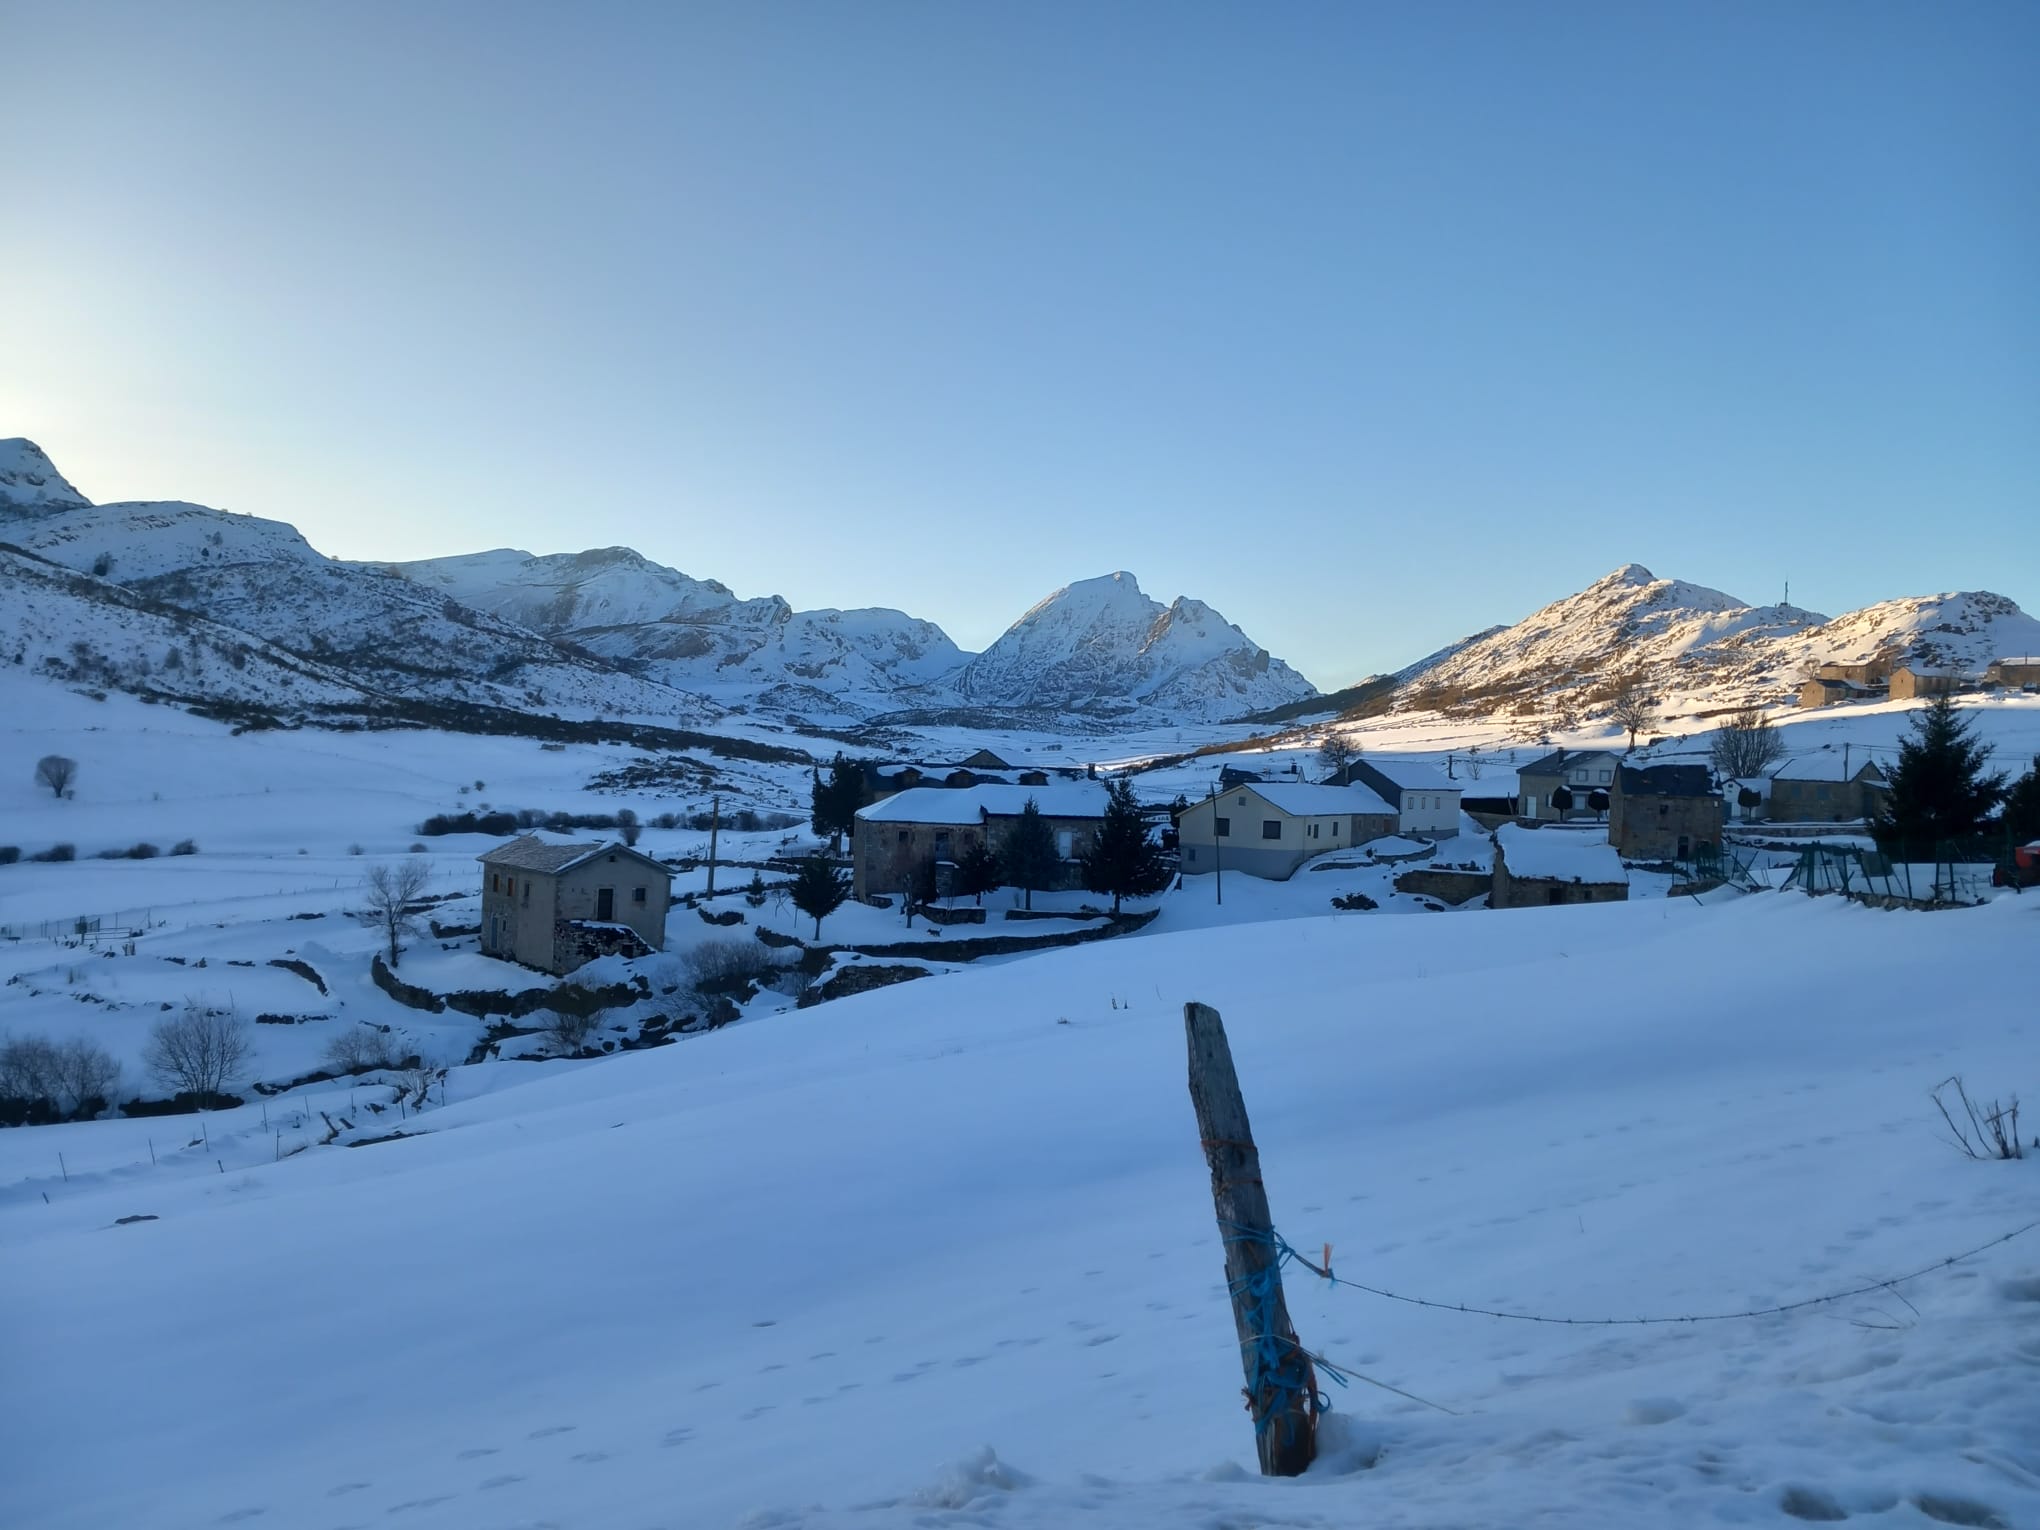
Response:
[1230, 1218, 2040, 1329]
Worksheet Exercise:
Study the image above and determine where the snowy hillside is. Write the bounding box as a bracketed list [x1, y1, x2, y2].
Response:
[0, 442, 724, 725]
[953, 571, 1318, 721]
[388, 546, 965, 723]
[0, 437, 91, 514]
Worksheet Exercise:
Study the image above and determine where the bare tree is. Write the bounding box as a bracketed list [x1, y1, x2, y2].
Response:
[1710, 706, 1786, 779]
[52, 1036, 121, 1117]
[35, 755, 78, 799]
[364, 859, 432, 969]
[144, 1001, 253, 1103]
[616, 808, 641, 847]
[1606, 673, 1656, 750]
[1316, 733, 1355, 781]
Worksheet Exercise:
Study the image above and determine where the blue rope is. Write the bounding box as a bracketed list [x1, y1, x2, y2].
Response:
[1222, 1227, 1326, 1439]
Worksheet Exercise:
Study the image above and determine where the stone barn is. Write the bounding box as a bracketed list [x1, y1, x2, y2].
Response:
[479, 835, 673, 975]
[1490, 824, 1630, 909]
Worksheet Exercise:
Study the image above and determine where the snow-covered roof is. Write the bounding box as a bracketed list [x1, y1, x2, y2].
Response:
[855, 782, 1112, 825]
[1771, 753, 1885, 784]
[1249, 782, 1396, 818]
[1357, 758, 1460, 793]
[478, 833, 669, 877]
[1494, 825, 1628, 885]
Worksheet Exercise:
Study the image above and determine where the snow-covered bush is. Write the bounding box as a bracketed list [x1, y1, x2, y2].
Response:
[541, 1008, 600, 1054]
[29, 844, 75, 863]
[0, 1033, 121, 1124]
[686, 937, 779, 995]
[169, 839, 198, 856]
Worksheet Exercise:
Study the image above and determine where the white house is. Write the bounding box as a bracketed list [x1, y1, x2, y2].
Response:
[1337, 759, 1463, 839]
[1176, 781, 1398, 881]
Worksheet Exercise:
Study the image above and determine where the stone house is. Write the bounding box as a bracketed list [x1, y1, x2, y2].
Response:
[1816, 658, 1892, 685]
[1608, 765, 1723, 862]
[1176, 782, 1397, 881]
[1767, 754, 1891, 823]
[478, 835, 673, 976]
[1516, 748, 1622, 821]
[851, 782, 1111, 900]
[1333, 758, 1462, 838]
[1986, 657, 2040, 689]
[1799, 675, 1873, 709]
[1490, 824, 1629, 909]
[1889, 664, 1962, 701]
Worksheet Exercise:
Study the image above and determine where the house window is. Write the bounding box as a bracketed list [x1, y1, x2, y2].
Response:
[491, 873, 499, 892]
[1056, 830, 1074, 859]
[521, 882, 530, 907]
[1307, 823, 1317, 839]
[506, 876, 515, 895]
[897, 829, 908, 844]
[1186, 846, 1198, 863]
[1215, 816, 1231, 837]
[1261, 820, 1281, 840]
[934, 831, 952, 858]
[1598, 770, 1611, 783]
[632, 886, 647, 904]
[1331, 821, 1340, 834]
[1236, 795, 1247, 807]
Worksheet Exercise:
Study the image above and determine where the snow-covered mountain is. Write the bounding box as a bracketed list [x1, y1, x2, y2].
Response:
[385, 547, 964, 724]
[1389, 563, 2039, 720]
[0, 443, 721, 725]
[951, 571, 1318, 720]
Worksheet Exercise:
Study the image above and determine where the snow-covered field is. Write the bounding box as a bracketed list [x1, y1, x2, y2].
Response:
[7, 891, 2037, 1529]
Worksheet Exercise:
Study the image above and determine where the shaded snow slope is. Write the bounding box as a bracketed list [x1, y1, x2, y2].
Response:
[7, 893, 2035, 1529]
[954, 571, 1318, 720]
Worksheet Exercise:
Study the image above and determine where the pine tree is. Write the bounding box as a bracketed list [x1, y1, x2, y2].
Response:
[1081, 778, 1172, 914]
[999, 797, 1060, 911]
[789, 854, 850, 941]
[809, 754, 869, 848]
[1874, 695, 2007, 860]
[954, 838, 1001, 905]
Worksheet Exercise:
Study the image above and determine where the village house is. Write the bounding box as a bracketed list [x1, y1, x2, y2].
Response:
[1331, 758, 1462, 838]
[1986, 657, 2040, 690]
[1490, 824, 1629, 909]
[1798, 675, 1873, 709]
[851, 782, 1111, 901]
[1608, 765, 1723, 862]
[1889, 663, 1963, 701]
[1516, 748, 1621, 821]
[1766, 753, 1891, 824]
[1176, 781, 1398, 881]
[478, 835, 673, 976]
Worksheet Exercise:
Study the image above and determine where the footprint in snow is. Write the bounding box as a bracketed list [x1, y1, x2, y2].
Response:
[454, 1448, 497, 1460]
[527, 1424, 576, 1439]
[479, 1474, 524, 1491]
[570, 1450, 610, 1465]
[215, 1511, 266, 1524]
[384, 1496, 455, 1514]
[327, 1484, 371, 1498]
[661, 1428, 694, 1448]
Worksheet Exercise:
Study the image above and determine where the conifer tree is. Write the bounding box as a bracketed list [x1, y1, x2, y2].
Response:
[999, 797, 1060, 911]
[1999, 754, 2040, 846]
[1874, 696, 2007, 860]
[1081, 778, 1171, 914]
[954, 838, 1001, 905]
[789, 854, 850, 941]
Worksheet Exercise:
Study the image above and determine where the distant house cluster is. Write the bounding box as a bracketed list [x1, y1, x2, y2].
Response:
[1799, 654, 2039, 708]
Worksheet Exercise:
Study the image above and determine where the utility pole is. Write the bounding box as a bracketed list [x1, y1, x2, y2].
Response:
[1208, 783, 1224, 907]
[706, 794, 720, 899]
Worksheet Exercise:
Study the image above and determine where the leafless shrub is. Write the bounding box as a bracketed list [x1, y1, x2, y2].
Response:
[685, 936, 779, 995]
[1930, 1076, 2023, 1160]
[542, 1008, 601, 1054]
[144, 1000, 252, 1102]
[322, 1023, 398, 1075]
[52, 1036, 121, 1117]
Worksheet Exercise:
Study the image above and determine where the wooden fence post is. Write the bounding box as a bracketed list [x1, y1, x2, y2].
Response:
[1184, 1001, 1316, 1475]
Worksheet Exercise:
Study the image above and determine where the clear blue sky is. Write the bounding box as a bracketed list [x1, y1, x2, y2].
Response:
[3, 2, 2034, 689]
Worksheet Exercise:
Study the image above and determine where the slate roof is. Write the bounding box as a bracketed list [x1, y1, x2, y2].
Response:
[855, 782, 1113, 825]
[1248, 782, 1397, 818]
[1519, 748, 1620, 777]
[1616, 764, 1714, 799]
[477, 834, 670, 877]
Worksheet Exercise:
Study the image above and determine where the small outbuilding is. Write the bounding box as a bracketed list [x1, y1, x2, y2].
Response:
[479, 835, 673, 975]
[1490, 825, 1629, 909]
